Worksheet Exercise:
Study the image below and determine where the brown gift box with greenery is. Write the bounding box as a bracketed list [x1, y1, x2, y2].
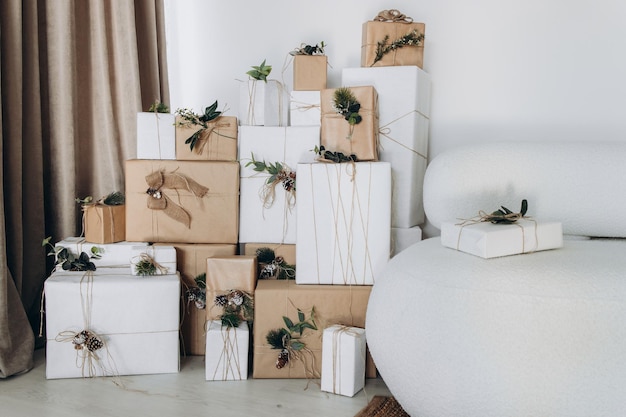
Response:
[205, 256, 258, 321]
[293, 55, 327, 91]
[243, 243, 296, 266]
[361, 20, 425, 68]
[252, 280, 377, 379]
[84, 204, 125, 244]
[175, 115, 238, 161]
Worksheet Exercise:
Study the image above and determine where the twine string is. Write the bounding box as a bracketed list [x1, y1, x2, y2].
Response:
[454, 212, 539, 254]
[378, 109, 429, 159]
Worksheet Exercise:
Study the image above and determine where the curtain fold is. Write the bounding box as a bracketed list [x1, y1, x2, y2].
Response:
[0, 0, 169, 378]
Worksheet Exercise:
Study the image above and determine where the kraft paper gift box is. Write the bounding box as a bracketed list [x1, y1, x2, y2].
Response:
[343, 66, 431, 228]
[391, 226, 423, 257]
[440, 219, 564, 259]
[175, 115, 238, 161]
[54, 237, 148, 268]
[289, 91, 321, 126]
[154, 243, 236, 355]
[320, 86, 379, 161]
[361, 20, 425, 68]
[44, 268, 180, 379]
[238, 126, 320, 244]
[83, 204, 126, 244]
[293, 55, 327, 91]
[243, 243, 296, 280]
[252, 280, 376, 379]
[239, 79, 289, 126]
[205, 320, 249, 381]
[205, 256, 257, 321]
[136, 112, 176, 160]
[321, 325, 366, 397]
[125, 159, 239, 244]
[129, 245, 177, 276]
[296, 162, 391, 285]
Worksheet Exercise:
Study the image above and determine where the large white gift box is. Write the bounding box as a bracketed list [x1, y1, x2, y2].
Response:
[136, 112, 176, 159]
[391, 226, 423, 257]
[296, 162, 391, 285]
[239, 80, 289, 126]
[44, 268, 180, 379]
[342, 66, 431, 228]
[289, 91, 321, 126]
[441, 219, 564, 258]
[321, 325, 366, 397]
[55, 237, 148, 268]
[129, 245, 177, 276]
[205, 320, 249, 381]
[238, 126, 319, 244]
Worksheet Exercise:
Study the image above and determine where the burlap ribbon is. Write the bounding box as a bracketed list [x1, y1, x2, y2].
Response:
[145, 170, 209, 228]
[373, 9, 413, 23]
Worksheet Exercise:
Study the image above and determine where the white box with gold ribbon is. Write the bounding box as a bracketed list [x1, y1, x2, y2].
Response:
[342, 66, 431, 228]
[238, 80, 289, 126]
[54, 237, 148, 268]
[289, 91, 321, 126]
[321, 325, 367, 397]
[205, 320, 249, 381]
[136, 112, 176, 159]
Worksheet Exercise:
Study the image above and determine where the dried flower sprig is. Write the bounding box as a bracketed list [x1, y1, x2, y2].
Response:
[246, 59, 272, 82]
[266, 307, 317, 369]
[290, 41, 326, 56]
[371, 28, 424, 66]
[176, 101, 225, 152]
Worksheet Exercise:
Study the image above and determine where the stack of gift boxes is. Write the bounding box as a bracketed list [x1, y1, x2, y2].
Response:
[42, 10, 431, 397]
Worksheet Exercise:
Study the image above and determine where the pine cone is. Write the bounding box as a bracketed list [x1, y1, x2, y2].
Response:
[85, 335, 104, 352]
[276, 348, 289, 369]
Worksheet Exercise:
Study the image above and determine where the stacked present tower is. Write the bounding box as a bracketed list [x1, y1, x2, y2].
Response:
[41, 8, 431, 394]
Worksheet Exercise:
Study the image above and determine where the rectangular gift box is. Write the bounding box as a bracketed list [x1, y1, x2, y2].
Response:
[205, 256, 257, 320]
[54, 238, 148, 268]
[44, 268, 180, 379]
[289, 91, 321, 126]
[361, 20, 425, 68]
[238, 126, 320, 244]
[391, 226, 423, 257]
[321, 325, 367, 397]
[175, 115, 238, 161]
[136, 112, 176, 160]
[129, 245, 177, 276]
[253, 280, 376, 379]
[125, 159, 239, 244]
[239, 80, 289, 126]
[293, 55, 327, 91]
[296, 162, 391, 285]
[343, 66, 431, 228]
[320, 86, 379, 161]
[440, 219, 564, 259]
[83, 204, 126, 244]
[243, 243, 296, 266]
[205, 320, 249, 381]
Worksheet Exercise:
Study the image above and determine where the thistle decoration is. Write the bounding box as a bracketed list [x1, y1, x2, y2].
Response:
[333, 87, 362, 127]
[175, 101, 226, 153]
[246, 59, 272, 82]
[213, 289, 254, 329]
[371, 28, 424, 67]
[245, 152, 296, 209]
[185, 273, 207, 310]
[290, 41, 326, 56]
[148, 100, 169, 113]
[313, 145, 358, 164]
[265, 307, 317, 369]
[42, 237, 97, 272]
[255, 247, 296, 280]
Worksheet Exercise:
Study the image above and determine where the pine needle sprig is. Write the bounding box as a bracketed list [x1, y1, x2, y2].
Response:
[371, 29, 424, 66]
[333, 87, 362, 126]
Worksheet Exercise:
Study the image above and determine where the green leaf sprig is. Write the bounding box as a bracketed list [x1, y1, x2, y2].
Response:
[333, 87, 362, 126]
[75, 191, 124, 206]
[245, 153, 296, 192]
[42, 237, 96, 271]
[371, 28, 424, 66]
[265, 307, 317, 369]
[246, 59, 272, 82]
[313, 145, 358, 163]
[485, 199, 528, 224]
[290, 41, 326, 56]
[175, 101, 224, 152]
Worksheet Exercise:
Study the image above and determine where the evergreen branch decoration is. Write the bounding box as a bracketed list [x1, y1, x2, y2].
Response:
[246, 59, 272, 82]
[256, 247, 296, 280]
[148, 100, 169, 113]
[185, 273, 207, 310]
[213, 289, 254, 329]
[175, 101, 224, 152]
[371, 28, 424, 67]
[333, 87, 362, 126]
[265, 307, 317, 369]
[76, 191, 125, 206]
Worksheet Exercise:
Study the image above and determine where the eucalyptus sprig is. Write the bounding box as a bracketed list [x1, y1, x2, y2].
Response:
[246, 59, 272, 82]
[313, 145, 358, 163]
[290, 41, 326, 56]
[333, 87, 362, 126]
[148, 100, 169, 113]
[42, 237, 96, 271]
[214, 289, 254, 329]
[371, 28, 424, 66]
[266, 307, 317, 369]
[175, 101, 224, 151]
[245, 153, 296, 192]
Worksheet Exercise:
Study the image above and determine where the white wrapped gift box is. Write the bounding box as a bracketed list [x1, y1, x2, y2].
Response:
[238, 80, 289, 126]
[321, 325, 366, 397]
[136, 112, 176, 159]
[129, 245, 177, 276]
[296, 162, 391, 285]
[441, 219, 564, 259]
[342, 66, 431, 228]
[289, 91, 321, 126]
[238, 126, 319, 244]
[44, 268, 180, 379]
[205, 320, 249, 381]
[391, 226, 423, 257]
[55, 237, 148, 268]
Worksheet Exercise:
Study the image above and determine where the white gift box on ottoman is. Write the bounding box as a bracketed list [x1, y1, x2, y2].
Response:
[44, 269, 180, 379]
[441, 219, 564, 259]
[391, 226, 423, 257]
[55, 237, 148, 268]
[205, 320, 249, 381]
[321, 325, 366, 397]
[239, 80, 289, 126]
[136, 112, 176, 159]
[238, 126, 319, 244]
[289, 91, 321, 126]
[296, 162, 391, 285]
[129, 245, 177, 276]
[342, 66, 431, 228]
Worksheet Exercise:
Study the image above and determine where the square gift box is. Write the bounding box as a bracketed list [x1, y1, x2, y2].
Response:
[205, 320, 249, 381]
[83, 204, 126, 244]
[293, 55, 327, 91]
[125, 159, 239, 244]
[44, 268, 180, 379]
[238, 80, 289, 126]
[296, 162, 391, 285]
[54, 237, 148, 268]
[136, 112, 176, 160]
[129, 245, 177, 276]
[321, 325, 367, 397]
[175, 115, 238, 161]
[361, 19, 425, 68]
[289, 91, 321, 126]
[440, 219, 564, 258]
[205, 256, 257, 321]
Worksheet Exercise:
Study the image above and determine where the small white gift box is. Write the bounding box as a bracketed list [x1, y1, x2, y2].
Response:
[321, 325, 367, 397]
[391, 226, 423, 257]
[239, 80, 289, 126]
[440, 219, 563, 258]
[289, 91, 321, 126]
[55, 237, 148, 268]
[136, 112, 176, 159]
[129, 245, 177, 276]
[205, 320, 249, 381]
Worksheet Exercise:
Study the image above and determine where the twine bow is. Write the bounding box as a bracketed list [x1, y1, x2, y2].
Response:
[329, 325, 365, 394]
[373, 9, 413, 23]
[145, 170, 209, 228]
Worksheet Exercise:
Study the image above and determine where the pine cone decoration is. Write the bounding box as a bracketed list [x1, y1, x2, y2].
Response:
[229, 290, 244, 306]
[73, 330, 89, 347]
[85, 335, 104, 352]
[260, 262, 278, 279]
[214, 294, 228, 307]
[276, 348, 289, 369]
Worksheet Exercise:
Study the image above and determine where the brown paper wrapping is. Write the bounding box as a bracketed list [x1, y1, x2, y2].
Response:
[175, 115, 238, 161]
[253, 280, 377, 379]
[84, 204, 125, 244]
[293, 55, 327, 91]
[205, 256, 258, 321]
[125, 160, 239, 243]
[361, 21, 425, 68]
[243, 243, 296, 266]
[320, 86, 379, 161]
[154, 243, 237, 355]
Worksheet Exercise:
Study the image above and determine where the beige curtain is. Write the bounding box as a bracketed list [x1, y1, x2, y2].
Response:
[0, 0, 169, 377]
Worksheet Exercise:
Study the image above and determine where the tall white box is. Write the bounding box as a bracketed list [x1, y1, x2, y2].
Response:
[321, 325, 367, 397]
[136, 112, 176, 159]
[239, 80, 289, 126]
[205, 320, 249, 381]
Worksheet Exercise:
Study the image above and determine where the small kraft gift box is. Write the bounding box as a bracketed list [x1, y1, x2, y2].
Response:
[136, 111, 176, 160]
[321, 325, 367, 397]
[81, 194, 126, 244]
[205, 256, 258, 321]
[290, 41, 327, 91]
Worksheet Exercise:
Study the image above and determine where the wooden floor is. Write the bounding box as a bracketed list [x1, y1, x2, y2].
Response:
[0, 349, 392, 417]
